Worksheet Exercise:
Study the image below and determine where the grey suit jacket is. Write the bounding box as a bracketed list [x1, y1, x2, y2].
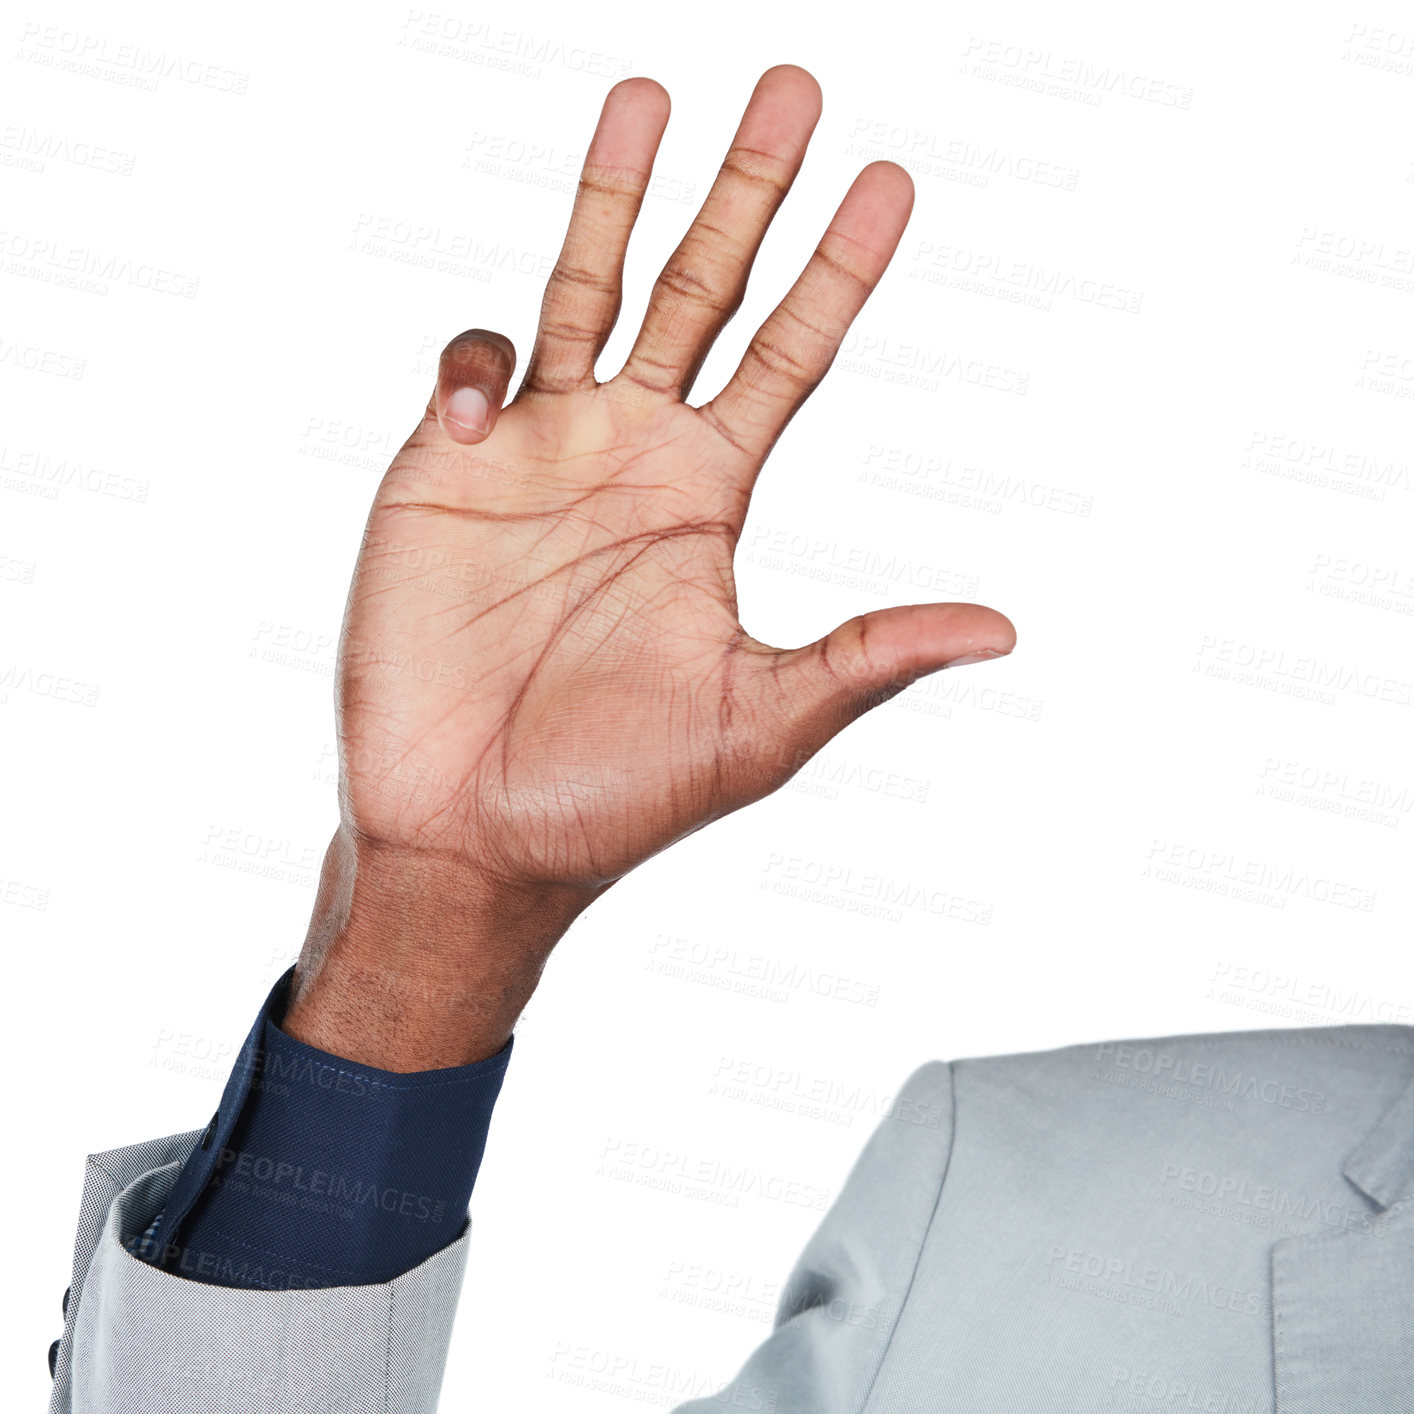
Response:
[51, 1022, 1414, 1411]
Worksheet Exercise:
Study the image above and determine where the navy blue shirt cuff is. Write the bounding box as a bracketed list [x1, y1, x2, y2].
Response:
[136, 965, 513, 1290]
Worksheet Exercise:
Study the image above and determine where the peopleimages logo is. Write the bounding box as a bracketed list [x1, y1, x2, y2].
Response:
[1046, 1246, 1261, 1318]
[1093, 1043, 1326, 1113]
[1159, 1164, 1375, 1235]
[212, 1147, 448, 1223]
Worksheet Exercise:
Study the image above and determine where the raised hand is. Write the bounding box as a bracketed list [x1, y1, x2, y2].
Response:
[286, 66, 1016, 1067]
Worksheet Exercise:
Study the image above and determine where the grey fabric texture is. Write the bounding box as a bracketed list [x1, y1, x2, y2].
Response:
[690, 1023, 1414, 1414]
[50, 1129, 205, 1414]
[55, 1024, 1414, 1411]
[671, 1059, 955, 1414]
[51, 1139, 470, 1412]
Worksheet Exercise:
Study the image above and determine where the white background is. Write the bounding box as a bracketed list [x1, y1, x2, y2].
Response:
[6, 1, 1413, 1406]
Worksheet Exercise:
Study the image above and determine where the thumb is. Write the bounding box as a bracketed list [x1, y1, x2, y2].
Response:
[428, 328, 517, 445]
[765, 601, 1017, 757]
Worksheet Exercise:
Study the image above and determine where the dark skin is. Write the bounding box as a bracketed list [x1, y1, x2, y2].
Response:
[282, 65, 1017, 1071]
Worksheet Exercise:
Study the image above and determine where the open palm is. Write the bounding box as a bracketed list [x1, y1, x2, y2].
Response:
[336, 66, 1015, 894]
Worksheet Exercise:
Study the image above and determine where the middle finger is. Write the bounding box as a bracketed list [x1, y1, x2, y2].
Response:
[615, 64, 822, 403]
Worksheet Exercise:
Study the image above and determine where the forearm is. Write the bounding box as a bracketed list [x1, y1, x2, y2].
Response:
[282, 822, 603, 1071]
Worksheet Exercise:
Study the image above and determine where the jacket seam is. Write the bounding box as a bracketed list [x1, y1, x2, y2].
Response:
[1271, 1242, 1287, 1411]
[85, 1154, 128, 1189]
[855, 1060, 956, 1414]
[384, 1284, 394, 1414]
[1075, 1034, 1414, 1054]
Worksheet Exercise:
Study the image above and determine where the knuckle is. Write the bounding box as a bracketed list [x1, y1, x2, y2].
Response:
[538, 320, 601, 345]
[720, 147, 791, 199]
[753, 336, 812, 375]
[549, 262, 618, 297]
[578, 168, 643, 202]
[656, 260, 733, 314]
[813, 242, 871, 295]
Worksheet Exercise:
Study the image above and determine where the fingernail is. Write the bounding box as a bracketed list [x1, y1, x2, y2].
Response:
[941, 647, 1010, 669]
[445, 386, 490, 436]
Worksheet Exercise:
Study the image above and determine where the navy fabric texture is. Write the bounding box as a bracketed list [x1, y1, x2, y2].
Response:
[140, 965, 513, 1290]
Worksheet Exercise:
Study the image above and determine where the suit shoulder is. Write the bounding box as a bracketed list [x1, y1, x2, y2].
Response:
[952, 1023, 1414, 1083]
[895, 1057, 951, 1093]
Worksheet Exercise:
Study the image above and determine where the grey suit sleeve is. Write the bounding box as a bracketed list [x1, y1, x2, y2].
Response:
[50, 1132, 471, 1414]
[52, 1065, 951, 1413]
[671, 1060, 955, 1414]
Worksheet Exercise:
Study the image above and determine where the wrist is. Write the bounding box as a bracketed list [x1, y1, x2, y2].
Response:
[283, 824, 600, 1070]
